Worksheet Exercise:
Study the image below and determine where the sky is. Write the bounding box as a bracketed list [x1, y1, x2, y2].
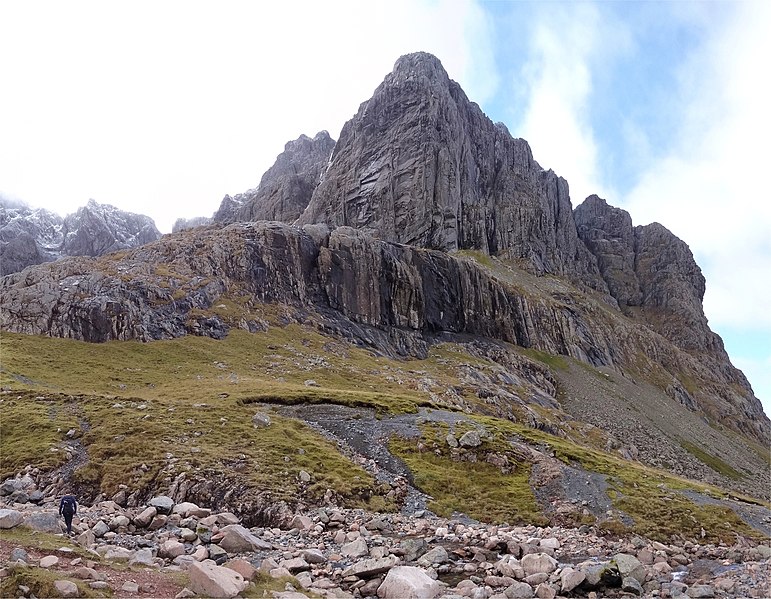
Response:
[1, 1, 769, 411]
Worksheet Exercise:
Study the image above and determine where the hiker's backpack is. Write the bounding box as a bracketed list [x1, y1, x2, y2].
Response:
[61, 496, 76, 515]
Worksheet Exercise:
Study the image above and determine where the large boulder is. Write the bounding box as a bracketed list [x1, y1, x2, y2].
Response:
[377, 566, 440, 599]
[23, 512, 63, 533]
[0, 509, 23, 529]
[614, 553, 647, 585]
[188, 559, 248, 598]
[148, 495, 174, 515]
[217, 524, 271, 553]
[521, 553, 557, 577]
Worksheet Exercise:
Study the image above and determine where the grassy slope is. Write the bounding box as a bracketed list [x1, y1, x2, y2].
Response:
[1, 328, 767, 543]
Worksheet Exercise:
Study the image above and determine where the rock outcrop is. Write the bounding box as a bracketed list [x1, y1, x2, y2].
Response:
[0, 200, 63, 275]
[0, 198, 161, 275]
[60, 199, 161, 258]
[296, 53, 605, 292]
[213, 131, 335, 225]
[574, 195, 711, 351]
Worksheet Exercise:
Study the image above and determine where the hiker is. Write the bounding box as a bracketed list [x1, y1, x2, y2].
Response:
[59, 494, 77, 534]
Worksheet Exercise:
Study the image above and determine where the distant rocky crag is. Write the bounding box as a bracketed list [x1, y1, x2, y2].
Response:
[0, 198, 161, 276]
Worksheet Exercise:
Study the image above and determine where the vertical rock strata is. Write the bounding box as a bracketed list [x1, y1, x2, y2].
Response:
[297, 52, 605, 291]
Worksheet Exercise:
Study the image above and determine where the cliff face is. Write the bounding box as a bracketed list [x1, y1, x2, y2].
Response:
[213, 131, 335, 225]
[296, 53, 605, 291]
[0, 198, 161, 275]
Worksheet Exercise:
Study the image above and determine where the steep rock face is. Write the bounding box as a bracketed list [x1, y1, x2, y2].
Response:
[214, 131, 335, 225]
[297, 53, 606, 291]
[61, 199, 161, 257]
[574, 196, 710, 352]
[0, 199, 161, 275]
[574, 195, 641, 306]
[0, 202, 63, 275]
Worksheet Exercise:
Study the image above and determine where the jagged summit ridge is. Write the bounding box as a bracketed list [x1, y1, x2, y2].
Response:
[213, 131, 335, 224]
[0, 197, 161, 275]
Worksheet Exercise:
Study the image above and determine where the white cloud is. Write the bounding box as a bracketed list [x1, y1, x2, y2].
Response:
[622, 1, 771, 333]
[0, 0, 496, 232]
[516, 4, 629, 205]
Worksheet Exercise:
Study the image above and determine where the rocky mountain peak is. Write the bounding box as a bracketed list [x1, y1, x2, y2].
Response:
[61, 199, 161, 257]
[389, 51, 451, 85]
[212, 130, 335, 225]
[0, 199, 161, 275]
[297, 53, 606, 293]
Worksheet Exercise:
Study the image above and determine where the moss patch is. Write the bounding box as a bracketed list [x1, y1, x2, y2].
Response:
[390, 422, 547, 525]
[679, 440, 744, 480]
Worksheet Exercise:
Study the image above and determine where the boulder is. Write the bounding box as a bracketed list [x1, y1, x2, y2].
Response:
[621, 576, 644, 596]
[159, 539, 186, 559]
[687, 585, 715, 598]
[614, 553, 647, 585]
[224, 558, 258, 581]
[172, 501, 210, 518]
[92, 520, 109, 538]
[103, 546, 134, 562]
[459, 430, 482, 448]
[290, 514, 313, 531]
[521, 553, 557, 577]
[377, 565, 440, 599]
[188, 559, 248, 598]
[341, 537, 369, 558]
[0, 508, 23, 529]
[9, 547, 29, 563]
[53, 580, 79, 598]
[23, 511, 62, 533]
[417, 546, 449, 566]
[133, 506, 157, 527]
[301, 549, 326, 564]
[560, 567, 585, 593]
[148, 495, 174, 515]
[344, 556, 399, 578]
[76, 529, 95, 548]
[280, 557, 310, 573]
[129, 548, 156, 567]
[217, 524, 272, 553]
[40, 555, 59, 568]
[504, 581, 534, 598]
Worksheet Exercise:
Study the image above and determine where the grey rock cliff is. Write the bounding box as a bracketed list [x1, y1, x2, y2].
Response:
[0, 198, 161, 275]
[297, 53, 605, 291]
[61, 199, 161, 257]
[0, 201, 63, 275]
[574, 195, 711, 352]
[213, 131, 335, 225]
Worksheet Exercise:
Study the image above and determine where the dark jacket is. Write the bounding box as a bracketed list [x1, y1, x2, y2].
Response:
[59, 495, 77, 516]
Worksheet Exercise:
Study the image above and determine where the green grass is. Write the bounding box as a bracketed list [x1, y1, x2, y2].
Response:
[519, 348, 569, 371]
[458, 415, 766, 543]
[0, 567, 100, 599]
[1, 328, 766, 542]
[454, 249, 495, 269]
[0, 526, 95, 558]
[679, 440, 744, 480]
[390, 422, 547, 526]
[1, 390, 385, 507]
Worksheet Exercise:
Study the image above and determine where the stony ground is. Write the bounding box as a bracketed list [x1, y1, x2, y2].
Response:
[1, 480, 769, 599]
